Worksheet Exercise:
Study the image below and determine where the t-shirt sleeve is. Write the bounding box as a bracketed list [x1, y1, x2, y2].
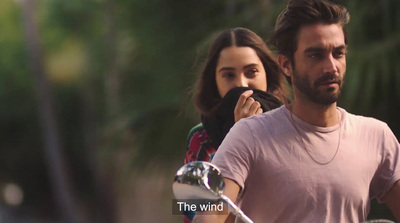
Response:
[370, 124, 400, 201]
[211, 120, 256, 190]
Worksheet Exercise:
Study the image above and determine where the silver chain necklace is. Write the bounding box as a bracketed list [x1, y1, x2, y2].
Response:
[289, 106, 341, 165]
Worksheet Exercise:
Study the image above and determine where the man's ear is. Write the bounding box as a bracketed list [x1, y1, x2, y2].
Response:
[277, 54, 293, 78]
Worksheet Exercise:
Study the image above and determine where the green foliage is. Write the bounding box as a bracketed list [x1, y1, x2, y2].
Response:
[131, 105, 193, 166]
[41, 0, 100, 37]
[340, 0, 400, 136]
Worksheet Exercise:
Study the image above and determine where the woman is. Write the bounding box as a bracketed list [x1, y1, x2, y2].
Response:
[185, 27, 288, 164]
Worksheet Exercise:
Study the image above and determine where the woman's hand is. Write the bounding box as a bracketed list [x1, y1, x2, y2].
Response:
[234, 90, 263, 122]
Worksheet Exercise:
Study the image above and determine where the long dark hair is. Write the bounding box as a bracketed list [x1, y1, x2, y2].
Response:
[193, 27, 287, 116]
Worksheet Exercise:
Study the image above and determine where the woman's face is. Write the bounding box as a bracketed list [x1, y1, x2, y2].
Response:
[215, 46, 267, 98]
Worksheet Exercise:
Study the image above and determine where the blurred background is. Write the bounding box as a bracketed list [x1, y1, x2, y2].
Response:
[0, 0, 399, 222]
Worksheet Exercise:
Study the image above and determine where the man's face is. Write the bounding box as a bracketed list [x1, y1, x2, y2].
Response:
[291, 23, 347, 105]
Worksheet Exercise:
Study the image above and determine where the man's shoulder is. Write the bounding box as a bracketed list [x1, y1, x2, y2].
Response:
[342, 108, 389, 130]
[246, 105, 287, 122]
[237, 105, 288, 132]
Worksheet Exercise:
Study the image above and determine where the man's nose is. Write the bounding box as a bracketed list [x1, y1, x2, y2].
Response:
[323, 55, 339, 74]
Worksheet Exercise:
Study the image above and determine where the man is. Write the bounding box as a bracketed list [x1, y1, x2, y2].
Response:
[193, 0, 400, 222]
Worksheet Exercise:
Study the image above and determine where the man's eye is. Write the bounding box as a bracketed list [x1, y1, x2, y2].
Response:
[309, 53, 322, 59]
[333, 51, 346, 58]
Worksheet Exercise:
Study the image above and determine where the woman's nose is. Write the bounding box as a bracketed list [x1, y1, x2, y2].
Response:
[235, 76, 248, 87]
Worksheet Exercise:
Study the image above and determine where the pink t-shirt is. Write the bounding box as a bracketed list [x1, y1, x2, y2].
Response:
[212, 106, 400, 223]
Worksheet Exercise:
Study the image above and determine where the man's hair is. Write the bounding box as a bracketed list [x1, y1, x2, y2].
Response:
[193, 27, 287, 116]
[271, 0, 350, 82]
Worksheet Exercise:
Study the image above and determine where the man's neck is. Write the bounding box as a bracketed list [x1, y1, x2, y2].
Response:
[289, 98, 340, 127]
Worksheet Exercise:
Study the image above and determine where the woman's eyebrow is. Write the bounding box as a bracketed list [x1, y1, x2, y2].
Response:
[217, 63, 259, 73]
[243, 63, 259, 69]
[217, 67, 235, 73]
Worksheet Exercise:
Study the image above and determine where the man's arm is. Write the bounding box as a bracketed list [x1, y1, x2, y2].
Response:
[193, 178, 240, 223]
[383, 179, 400, 221]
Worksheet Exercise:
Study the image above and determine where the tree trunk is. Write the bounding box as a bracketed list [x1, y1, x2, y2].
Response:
[81, 80, 117, 223]
[20, 0, 84, 222]
[104, 0, 120, 118]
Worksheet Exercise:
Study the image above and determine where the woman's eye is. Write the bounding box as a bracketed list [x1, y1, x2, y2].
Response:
[246, 69, 258, 77]
[223, 73, 235, 78]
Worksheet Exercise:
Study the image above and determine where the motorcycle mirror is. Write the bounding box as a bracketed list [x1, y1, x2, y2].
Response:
[173, 161, 254, 223]
[172, 161, 224, 201]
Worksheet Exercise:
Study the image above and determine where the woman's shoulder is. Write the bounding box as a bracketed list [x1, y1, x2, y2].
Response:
[188, 123, 206, 137]
[187, 123, 211, 146]
[185, 123, 217, 163]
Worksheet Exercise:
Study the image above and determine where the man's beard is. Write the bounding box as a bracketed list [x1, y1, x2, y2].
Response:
[292, 70, 344, 105]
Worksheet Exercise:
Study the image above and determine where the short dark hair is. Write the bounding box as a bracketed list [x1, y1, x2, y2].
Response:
[194, 27, 287, 116]
[271, 0, 350, 83]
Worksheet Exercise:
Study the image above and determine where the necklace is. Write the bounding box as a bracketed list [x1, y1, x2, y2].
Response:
[288, 106, 341, 165]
